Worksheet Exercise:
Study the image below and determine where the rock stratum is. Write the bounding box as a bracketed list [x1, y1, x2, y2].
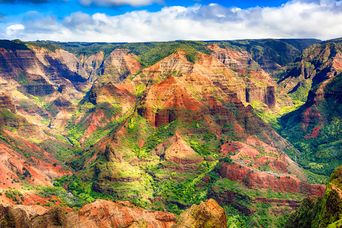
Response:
[0, 39, 340, 227]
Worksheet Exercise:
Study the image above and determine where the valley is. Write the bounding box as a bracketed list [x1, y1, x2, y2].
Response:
[0, 38, 341, 227]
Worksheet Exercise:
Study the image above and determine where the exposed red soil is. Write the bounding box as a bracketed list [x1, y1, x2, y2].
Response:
[81, 109, 108, 143]
[0, 140, 70, 190]
[144, 76, 203, 126]
[302, 106, 322, 130]
[304, 126, 321, 139]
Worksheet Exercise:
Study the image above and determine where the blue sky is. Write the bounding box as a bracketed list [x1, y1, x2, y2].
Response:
[0, 0, 341, 41]
[0, 0, 290, 17]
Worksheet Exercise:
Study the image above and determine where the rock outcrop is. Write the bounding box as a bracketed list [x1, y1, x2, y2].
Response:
[174, 199, 227, 228]
[0, 199, 227, 228]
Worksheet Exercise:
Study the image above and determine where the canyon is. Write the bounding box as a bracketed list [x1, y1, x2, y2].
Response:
[0, 38, 340, 227]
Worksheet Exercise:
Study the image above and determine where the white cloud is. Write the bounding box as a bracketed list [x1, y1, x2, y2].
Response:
[2, 0, 342, 41]
[5, 24, 25, 36]
[79, 0, 161, 6]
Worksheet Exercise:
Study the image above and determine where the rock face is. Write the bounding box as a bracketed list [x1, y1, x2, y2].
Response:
[153, 134, 204, 166]
[174, 199, 227, 228]
[84, 44, 316, 220]
[218, 39, 319, 74]
[143, 76, 203, 127]
[0, 199, 226, 228]
[0, 43, 88, 95]
[209, 44, 279, 107]
[101, 49, 141, 81]
[286, 165, 342, 228]
[219, 136, 325, 196]
[79, 51, 104, 81]
[164, 135, 203, 165]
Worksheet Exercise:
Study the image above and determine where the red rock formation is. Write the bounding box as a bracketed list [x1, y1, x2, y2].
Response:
[144, 76, 203, 127]
[78, 200, 176, 227]
[0, 199, 226, 228]
[208, 44, 278, 107]
[220, 163, 325, 196]
[0, 141, 70, 190]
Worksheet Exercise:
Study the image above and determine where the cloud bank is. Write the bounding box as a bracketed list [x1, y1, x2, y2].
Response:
[1, 0, 341, 42]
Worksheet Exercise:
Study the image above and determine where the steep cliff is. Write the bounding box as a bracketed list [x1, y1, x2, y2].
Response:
[280, 39, 342, 176]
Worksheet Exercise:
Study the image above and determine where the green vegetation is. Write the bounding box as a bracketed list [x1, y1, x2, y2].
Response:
[5, 189, 24, 204]
[1, 38, 340, 228]
[224, 205, 249, 228]
[27, 41, 60, 52]
[213, 178, 305, 201]
[66, 123, 84, 148]
[251, 100, 304, 130]
[42, 40, 211, 67]
[0, 40, 29, 51]
[289, 78, 312, 103]
[44, 175, 116, 208]
[38, 138, 82, 167]
[212, 178, 304, 227]
[153, 161, 218, 214]
[188, 131, 220, 158]
[130, 41, 210, 66]
[142, 121, 177, 153]
[66, 101, 121, 148]
[224, 203, 290, 228]
[281, 111, 342, 176]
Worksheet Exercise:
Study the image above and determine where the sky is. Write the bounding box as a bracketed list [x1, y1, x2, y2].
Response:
[0, 0, 341, 42]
